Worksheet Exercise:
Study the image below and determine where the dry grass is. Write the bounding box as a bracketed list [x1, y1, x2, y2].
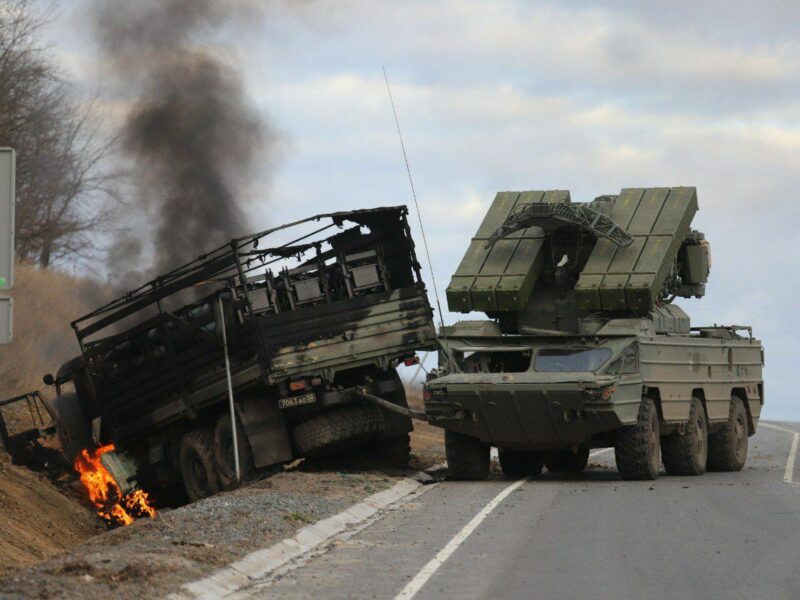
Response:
[0, 264, 113, 429]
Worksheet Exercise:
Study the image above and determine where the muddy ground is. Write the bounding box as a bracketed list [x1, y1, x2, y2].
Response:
[0, 424, 445, 599]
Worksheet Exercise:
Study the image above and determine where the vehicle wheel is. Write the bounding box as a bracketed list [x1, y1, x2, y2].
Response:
[180, 428, 221, 502]
[499, 449, 544, 477]
[615, 398, 661, 481]
[661, 397, 708, 476]
[292, 404, 386, 458]
[545, 448, 590, 473]
[375, 433, 411, 469]
[445, 431, 489, 480]
[214, 413, 254, 490]
[707, 396, 749, 472]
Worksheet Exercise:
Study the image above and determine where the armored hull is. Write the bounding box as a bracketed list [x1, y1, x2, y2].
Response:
[425, 324, 763, 452]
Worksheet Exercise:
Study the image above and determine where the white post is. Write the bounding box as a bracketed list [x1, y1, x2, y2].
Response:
[218, 295, 240, 484]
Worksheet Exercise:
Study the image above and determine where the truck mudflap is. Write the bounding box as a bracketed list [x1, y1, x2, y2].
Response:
[426, 382, 625, 450]
[237, 396, 293, 469]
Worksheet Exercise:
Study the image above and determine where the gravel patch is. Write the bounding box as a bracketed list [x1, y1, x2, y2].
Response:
[0, 467, 404, 599]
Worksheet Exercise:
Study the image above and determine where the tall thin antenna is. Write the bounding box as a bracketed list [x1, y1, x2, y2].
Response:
[382, 66, 450, 364]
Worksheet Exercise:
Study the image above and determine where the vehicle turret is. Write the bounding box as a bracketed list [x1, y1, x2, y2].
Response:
[445, 188, 710, 334]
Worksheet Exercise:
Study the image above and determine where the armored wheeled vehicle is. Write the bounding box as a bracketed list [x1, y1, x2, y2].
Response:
[424, 188, 764, 480]
[42, 207, 436, 501]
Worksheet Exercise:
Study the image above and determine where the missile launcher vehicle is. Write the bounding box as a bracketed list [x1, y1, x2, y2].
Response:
[424, 188, 764, 480]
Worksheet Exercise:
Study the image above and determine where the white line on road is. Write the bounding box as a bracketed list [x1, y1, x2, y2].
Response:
[394, 478, 527, 600]
[590, 448, 613, 458]
[490, 447, 613, 460]
[759, 422, 799, 484]
[171, 477, 430, 600]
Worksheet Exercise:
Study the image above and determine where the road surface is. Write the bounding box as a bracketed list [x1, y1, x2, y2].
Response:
[242, 422, 800, 600]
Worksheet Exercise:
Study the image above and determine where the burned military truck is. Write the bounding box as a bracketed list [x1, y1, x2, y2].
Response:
[424, 188, 764, 481]
[48, 207, 436, 501]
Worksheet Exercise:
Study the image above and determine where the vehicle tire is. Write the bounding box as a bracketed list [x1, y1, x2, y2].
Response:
[615, 398, 661, 481]
[375, 433, 411, 469]
[214, 413, 254, 490]
[661, 397, 708, 476]
[545, 448, 590, 473]
[292, 404, 386, 458]
[498, 449, 544, 477]
[180, 428, 221, 502]
[445, 431, 489, 481]
[707, 396, 749, 472]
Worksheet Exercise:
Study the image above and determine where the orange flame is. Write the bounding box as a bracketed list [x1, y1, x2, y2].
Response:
[73, 444, 156, 526]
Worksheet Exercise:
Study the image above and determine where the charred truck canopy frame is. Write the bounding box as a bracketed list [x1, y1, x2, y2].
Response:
[53, 206, 436, 501]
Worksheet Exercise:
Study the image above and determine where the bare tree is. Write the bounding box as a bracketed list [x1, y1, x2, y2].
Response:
[0, 0, 119, 268]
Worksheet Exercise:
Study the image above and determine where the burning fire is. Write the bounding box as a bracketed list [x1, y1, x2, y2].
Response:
[74, 444, 156, 526]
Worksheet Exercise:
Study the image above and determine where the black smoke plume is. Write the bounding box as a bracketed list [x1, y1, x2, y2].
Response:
[94, 0, 270, 275]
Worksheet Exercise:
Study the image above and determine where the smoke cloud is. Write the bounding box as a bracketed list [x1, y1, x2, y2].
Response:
[94, 0, 271, 275]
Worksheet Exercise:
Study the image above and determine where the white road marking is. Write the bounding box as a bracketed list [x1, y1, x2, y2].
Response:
[491, 447, 613, 460]
[171, 477, 430, 600]
[786, 435, 799, 484]
[759, 422, 800, 484]
[590, 448, 613, 458]
[394, 478, 527, 600]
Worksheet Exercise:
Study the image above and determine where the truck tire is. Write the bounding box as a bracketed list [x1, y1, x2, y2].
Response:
[375, 433, 411, 469]
[707, 397, 748, 472]
[292, 404, 386, 458]
[180, 428, 221, 502]
[545, 448, 589, 473]
[446, 431, 489, 480]
[499, 449, 544, 477]
[214, 414, 254, 490]
[615, 398, 661, 481]
[661, 397, 708, 476]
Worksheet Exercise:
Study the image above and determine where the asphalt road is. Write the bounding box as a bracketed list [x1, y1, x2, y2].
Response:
[246, 422, 800, 600]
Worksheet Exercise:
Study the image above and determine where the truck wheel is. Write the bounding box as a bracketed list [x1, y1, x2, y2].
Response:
[661, 397, 708, 476]
[375, 433, 411, 469]
[615, 398, 661, 481]
[292, 404, 385, 458]
[445, 431, 489, 480]
[707, 397, 748, 472]
[499, 449, 544, 477]
[180, 428, 221, 502]
[545, 448, 589, 473]
[214, 414, 254, 490]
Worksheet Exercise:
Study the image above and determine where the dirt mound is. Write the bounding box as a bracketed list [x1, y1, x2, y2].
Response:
[0, 453, 102, 571]
[0, 264, 113, 570]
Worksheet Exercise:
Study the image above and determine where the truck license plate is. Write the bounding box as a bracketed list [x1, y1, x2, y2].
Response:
[279, 392, 316, 409]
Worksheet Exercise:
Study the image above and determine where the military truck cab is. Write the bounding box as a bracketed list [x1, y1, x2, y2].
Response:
[425, 188, 763, 481]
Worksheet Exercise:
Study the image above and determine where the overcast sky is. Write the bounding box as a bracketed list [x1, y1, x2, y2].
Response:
[42, 1, 799, 418]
